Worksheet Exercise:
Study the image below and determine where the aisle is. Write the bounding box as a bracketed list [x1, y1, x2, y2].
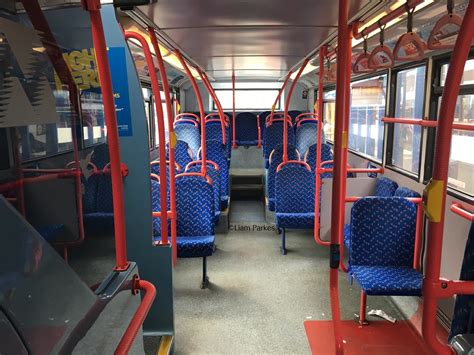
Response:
[172, 200, 404, 354]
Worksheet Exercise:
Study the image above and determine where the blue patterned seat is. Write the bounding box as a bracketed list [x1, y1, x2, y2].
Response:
[374, 177, 398, 196]
[205, 120, 225, 143]
[305, 143, 333, 177]
[36, 224, 65, 242]
[263, 121, 295, 168]
[174, 122, 201, 158]
[185, 163, 221, 224]
[275, 163, 315, 254]
[348, 197, 422, 321]
[202, 139, 229, 210]
[175, 175, 215, 288]
[449, 221, 474, 340]
[295, 122, 323, 159]
[83, 172, 115, 233]
[394, 186, 420, 198]
[235, 112, 259, 146]
[267, 144, 299, 211]
[166, 140, 193, 170]
[151, 178, 170, 237]
[91, 143, 109, 169]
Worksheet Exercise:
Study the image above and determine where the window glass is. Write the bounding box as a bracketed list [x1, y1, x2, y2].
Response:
[392, 66, 426, 174]
[215, 89, 280, 110]
[440, 59, 474, 86]
[349, 75, 387, 161]
[323, 90, 336, 142]
[448, 94, 474, 195]
[81, 90, 107, 147]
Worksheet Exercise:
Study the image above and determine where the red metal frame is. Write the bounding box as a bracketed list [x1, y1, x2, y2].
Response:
[382, 117, 474, 131]
[185, 160, 220, 171]
[270, 71, 293, 124]
[84, 0, 131, 270]
[175, 112, 200, 123]
[197, 69, 227, 145]
[421, 1, 474, 353]
[125, 31, 169, 246]
[115, 278, 156, 355]
[256, 114, 262, 148]
[174, 50, 208, 176]
[176, 172, 212, 185]
[450, 202, 474, 221]
[173, 118, 199, 127]
[276, 160, 311, 173]
[232, 71, 237, 149]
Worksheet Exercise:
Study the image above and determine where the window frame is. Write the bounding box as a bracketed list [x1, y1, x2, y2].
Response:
[212, 88, 282, 111]
[425, 51, 474, 202]
[385, 61, 429, 181]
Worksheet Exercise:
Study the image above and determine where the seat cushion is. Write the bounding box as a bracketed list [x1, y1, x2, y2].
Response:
[343, 224, 351, 250]
[351, 265, 422, 296]
[36, 224, 65, 242]
[177, 235, 215, 258]
[276, 212, 314, 229]
[84, 212, 115, 231]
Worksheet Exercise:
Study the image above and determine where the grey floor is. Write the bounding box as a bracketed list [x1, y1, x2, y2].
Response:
[173, 200, 406, 355]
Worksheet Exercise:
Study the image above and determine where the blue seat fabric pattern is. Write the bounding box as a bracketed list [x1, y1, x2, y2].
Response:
[174, 123, 201, 158]
[349, 197, 422, 296]
[374, 177, 398, 197]
[203, 139, 229, 209]
[263, 122, 295, 168]
[166, 140, 193, 170]
[186, 164, 221, 223]
[235, 112, 259, 145]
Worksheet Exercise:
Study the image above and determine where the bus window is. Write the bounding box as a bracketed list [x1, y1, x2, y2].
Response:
[215, 89, 281, 111]
[391, 66, 426, 175]
[323, 90, 336, 142]
[349, 74, 387, 161]
[81, 90, 107, 148]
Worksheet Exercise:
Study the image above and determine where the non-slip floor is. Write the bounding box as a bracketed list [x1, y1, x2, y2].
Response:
[173, 200, 407, 354]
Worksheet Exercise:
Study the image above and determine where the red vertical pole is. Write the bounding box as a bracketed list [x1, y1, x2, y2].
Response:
[83, 0, 128, 270]
[314, 45, 330, 247]
[329, 0, 350, 352]
[422, 1, 474, 353]
[148, 28, 177, 264]
[283, 59, 309, 162]
[198, 69, 227, 145]
[232, 71, 237, 149]
[125, 32, 169, 245]
[270, 71, 293, 124]
[175, 50, 207, 176]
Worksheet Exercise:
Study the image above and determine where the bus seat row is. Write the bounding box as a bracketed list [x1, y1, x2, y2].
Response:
[82, 169, 114, 233]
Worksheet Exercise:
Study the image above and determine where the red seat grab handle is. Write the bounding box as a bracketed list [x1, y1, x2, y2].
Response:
[295, 112, 318, 122]
[276, 160, 311, 172]
[150, 160, 181, 173]
[296, 118, 319, 127]
[185, 160, 220, 171]
[176, 172, 213, 185]
[173, 118, 198, 127]
[175, 112, 200, 123]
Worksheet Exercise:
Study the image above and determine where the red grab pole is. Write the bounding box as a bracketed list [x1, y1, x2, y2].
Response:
[329, 0, 351, 352]
[198, 69, 227, 145]
[82, 0, 128, 270]
[422, 1, 474, 353]
[232, 71, 237, 149]
[270, 71, 293, 124]
[283, 58, 309, 162]
[147, 28, 178, 263]
[175, 50, 207, 176]
[125, 31, 169, 246]
[314, 45, 330, 247]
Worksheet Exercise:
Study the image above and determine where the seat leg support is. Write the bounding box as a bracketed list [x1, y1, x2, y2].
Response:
[201, 256, 209, 289]
[359, 290, 369, 325]
[280, 228, 287, 255]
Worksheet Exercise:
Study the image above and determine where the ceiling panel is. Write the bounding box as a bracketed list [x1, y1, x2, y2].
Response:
[138, 0, 377, 81]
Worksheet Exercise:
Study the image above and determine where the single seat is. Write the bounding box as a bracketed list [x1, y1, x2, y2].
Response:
[201, 139, 230, 210]
[304, 143, 333, 175]
[82, 170, 114, 233]
[348, 197, 422, 323]
[295, 122, 323, 160]
[90, 143, 109, 169]
[166, 140, 193, 170]
[175, 175, 215, 289]
[263, 121, 295, 168]
[267, 144, 299, 211]
[235, 112, 259, 146]
[275, 162, 315, 255]
[174, 121, 201, 158]
[185, 161, 221, 224]
[344, 177, 399, 250]
[394, 186, 420, 198]
[449, 221, 474, 340]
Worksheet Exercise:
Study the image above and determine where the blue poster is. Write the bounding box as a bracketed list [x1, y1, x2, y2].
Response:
[108, 47, 133, 137]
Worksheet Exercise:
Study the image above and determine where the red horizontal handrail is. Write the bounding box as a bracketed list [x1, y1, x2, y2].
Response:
[0, 171, 79, 193]
[265, 117, 293, 128]
[176, 172, 212, 185]
[450, 202, 474, 221]
[150, 160, 181, 173]
[115, 279, 156, 355]
[345, 196, 422, 204]
[175, 113, 200, 123]
[295, 112, 318, 122]
[320, 167, 384, 174]
[382, 117, 474, 131]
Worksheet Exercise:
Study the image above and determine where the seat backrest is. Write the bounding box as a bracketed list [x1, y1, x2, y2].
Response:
[394, 187, 420, 198]
[288, 110, 302, 124]
[374, 177, 398, 197]
[82, 173, 99, 214]
[150, 179, 170, 235]
[203, 139, 229, 198]
[167, 140, 193, 169]
[176, 176, 214, 237]
[235, 112, 258, 144]
[275, 163, 315, 213]
[263, 121, 295, 160]
[305, 143, 333, 172]
[295, 122, 320, 158]
[96, 174, 114, 213]
[205, 120, 224, 143]
[350, 197, 417, 268]
[174, 123, 201, 158]
[268, 144, 299, 201]
[185, 164, 220, 216]
[91, 143, 109, 169]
